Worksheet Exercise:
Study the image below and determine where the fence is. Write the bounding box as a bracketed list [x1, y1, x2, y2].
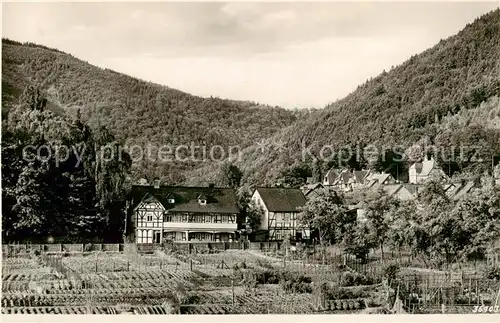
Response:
[2, 244, 124, 256]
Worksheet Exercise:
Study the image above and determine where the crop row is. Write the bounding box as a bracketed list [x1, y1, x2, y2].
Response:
[2, 290, 176, 307]
[78, 269, 194, 281]
[3, 271, 197, 293]
[1, 306, 117, 314]
[181, 304, 233, 314]
[2, 272, 60, 282]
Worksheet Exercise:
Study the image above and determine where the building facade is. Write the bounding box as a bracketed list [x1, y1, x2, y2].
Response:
[251, 187, 310, 242]
[129, 185, 239, 244]
[409, 156, 448, 184]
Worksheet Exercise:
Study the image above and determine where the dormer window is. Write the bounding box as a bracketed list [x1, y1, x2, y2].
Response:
[168, 198, 175, 204]
[198, 193, 208, 205]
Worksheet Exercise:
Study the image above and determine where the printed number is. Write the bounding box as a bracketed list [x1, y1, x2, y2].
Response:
[473, 306, 499, 313]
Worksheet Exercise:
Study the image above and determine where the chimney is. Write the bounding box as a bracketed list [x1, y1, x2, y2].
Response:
[153, 179, 160, 189]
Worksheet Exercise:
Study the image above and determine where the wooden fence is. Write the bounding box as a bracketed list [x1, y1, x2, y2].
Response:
[2, 243, 124, 256]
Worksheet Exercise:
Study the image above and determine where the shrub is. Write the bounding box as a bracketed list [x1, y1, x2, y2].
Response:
[486, 266, 500, 280]
[340, 270, 373, 287]
[382, 262, 400, 282]
[255, 259, 273, 270]
[254, 269, 281, 284]
[242, 270, 258, 290]
[279, 271, 313, 294]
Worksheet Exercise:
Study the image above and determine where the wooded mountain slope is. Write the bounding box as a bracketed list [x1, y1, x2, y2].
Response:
[2, 39, 307, 184]
[219, 9, 500, 186]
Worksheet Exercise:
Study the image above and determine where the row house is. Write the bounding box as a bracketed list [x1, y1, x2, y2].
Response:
[129, 183, 239, 244]
[251, 187, 310, 242]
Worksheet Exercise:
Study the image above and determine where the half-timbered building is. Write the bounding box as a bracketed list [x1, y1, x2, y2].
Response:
[251, 187, 310, 242]
[129, 184, 239, 244]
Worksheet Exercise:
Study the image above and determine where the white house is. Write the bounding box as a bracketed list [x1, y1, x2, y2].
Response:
[129, 184, 239, 244]
[408, 156, 448, 184]
[251, 187, 310, 241]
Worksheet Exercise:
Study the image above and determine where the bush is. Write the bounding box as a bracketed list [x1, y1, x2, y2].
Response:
[486, 266, 500, 280]
[255, 259, 273, 270]
[382, 262, 400, 282]
[317, 283, 357, 300]
[340, 270, 373, 287]
[242, 270, 258, 290]
[279, 271, 312, 294]
[254, 269, 281, 284]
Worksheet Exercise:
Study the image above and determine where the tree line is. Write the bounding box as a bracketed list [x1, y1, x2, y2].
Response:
[298, 177, 500, 269]
[2, 86, 131, 243]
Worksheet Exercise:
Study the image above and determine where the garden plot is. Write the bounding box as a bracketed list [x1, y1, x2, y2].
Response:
[61, 253, 130, 272]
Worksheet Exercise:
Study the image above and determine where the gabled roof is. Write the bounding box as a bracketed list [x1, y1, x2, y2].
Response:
[410, 157, 442, 176]
[301, 182, 324, 195]
[366, 172, 394, 185]
[254, 187, 306, 212]
[381, 184, 403, 197]
[353, 170, 370, 183]
[130, 185, 239, 214]
[379, 184, 416, 200]
[324, 168, 342, 180]
[403, 184, 424, 196]
[450, 181, 477, 200]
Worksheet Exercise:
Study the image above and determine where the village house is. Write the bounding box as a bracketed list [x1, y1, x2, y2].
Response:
[364, 172, 397, 187]
[408, 156, 449, 184]
[352, 183, 416, 223]
[322, 168, 341, 186]
[323, 168, 371, 191]
[129, 182, 239, 244]
[251, 187, 310, 242]
[446, 180, 480, 200]
[300, 182, 324, 200]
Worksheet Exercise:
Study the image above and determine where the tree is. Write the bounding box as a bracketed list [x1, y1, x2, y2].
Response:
[2, 88, 131, 242]
[361, 187, 396, 259]
[246, 199, 263, 233]
[312, 158, 322, 183]
[386, 200, 418, 257]
[276, 163, 312, 188]
[222, 162, 243, 188]
[343, 222, 377, 262]
[450, 176, 500, 264]
[298, 188, 353, 245]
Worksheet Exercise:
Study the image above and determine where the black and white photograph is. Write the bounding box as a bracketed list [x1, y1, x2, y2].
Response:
[1, 0, 500, 319]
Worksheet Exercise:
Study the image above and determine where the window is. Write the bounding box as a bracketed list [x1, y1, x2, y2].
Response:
[284, 213, 290, 225]
[168, 198, 175, 204]
[147, 215, 153, 222]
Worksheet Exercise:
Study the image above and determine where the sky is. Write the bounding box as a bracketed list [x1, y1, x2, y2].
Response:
[2, 1, 499, 109]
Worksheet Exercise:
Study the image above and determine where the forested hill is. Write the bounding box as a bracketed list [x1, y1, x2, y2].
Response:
[2, 38, 305, 184]
[218, 9, 500, 186]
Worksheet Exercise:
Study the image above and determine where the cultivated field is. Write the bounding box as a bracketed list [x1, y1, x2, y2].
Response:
[2, 245, 499, 314]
